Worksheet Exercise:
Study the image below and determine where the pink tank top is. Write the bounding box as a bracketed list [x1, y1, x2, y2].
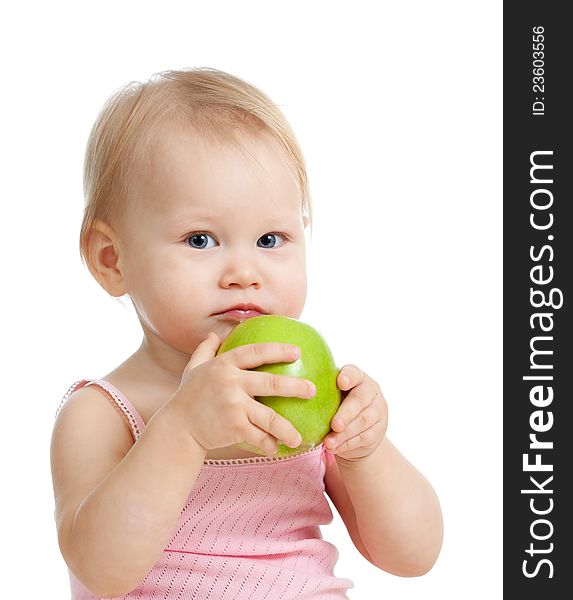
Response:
[57, 379, 354, 599]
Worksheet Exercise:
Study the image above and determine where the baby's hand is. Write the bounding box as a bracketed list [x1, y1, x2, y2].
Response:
[323, 365, 388, 462]
[165, 333, 315, 456]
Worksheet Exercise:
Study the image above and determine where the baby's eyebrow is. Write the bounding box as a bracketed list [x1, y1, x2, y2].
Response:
[162, 211, 221, 227]
[168, 212, 297, 227]
[166, 206, 220, 218]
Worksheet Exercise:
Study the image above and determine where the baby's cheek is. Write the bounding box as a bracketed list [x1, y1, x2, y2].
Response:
[280, 270, 307, 318]
[141, 288, 202, 349]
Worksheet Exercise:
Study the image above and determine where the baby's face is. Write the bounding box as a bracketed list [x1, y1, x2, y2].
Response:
[118, 127, 308, 355]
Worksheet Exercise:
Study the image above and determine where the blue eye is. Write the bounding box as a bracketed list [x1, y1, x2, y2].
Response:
[185, 231, 287, 250]
[186, 233, 217, 249]
[257, 233, 286, 249]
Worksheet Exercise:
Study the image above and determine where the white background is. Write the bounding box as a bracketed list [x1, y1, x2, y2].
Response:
[1, 1, 501, 598]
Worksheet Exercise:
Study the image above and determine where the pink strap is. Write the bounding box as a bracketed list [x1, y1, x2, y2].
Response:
[55, 379, 146, 442]
[321, 442, 336, 468]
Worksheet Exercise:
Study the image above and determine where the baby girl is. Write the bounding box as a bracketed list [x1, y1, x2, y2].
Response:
[51, 67, 443, 599]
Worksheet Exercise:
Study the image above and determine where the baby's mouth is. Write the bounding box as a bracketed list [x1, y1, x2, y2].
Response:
[213, 304, 267, 323]
[214, 308, 266, 323]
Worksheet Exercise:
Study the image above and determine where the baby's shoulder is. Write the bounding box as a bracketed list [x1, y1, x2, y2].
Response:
[51, 383, 138, 550]
[53, 383, 135, 458]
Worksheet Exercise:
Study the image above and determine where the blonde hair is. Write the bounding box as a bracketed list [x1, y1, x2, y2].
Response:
[80, 67, 313, 281]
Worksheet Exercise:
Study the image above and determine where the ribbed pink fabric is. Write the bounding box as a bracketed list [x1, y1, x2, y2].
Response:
[57, 380, 354, 599]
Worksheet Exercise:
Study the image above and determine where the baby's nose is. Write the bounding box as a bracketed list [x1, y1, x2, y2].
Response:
[219, 256, 262, 288]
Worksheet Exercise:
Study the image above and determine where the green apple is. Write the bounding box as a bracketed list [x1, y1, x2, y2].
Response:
[216, 315, 341, 457]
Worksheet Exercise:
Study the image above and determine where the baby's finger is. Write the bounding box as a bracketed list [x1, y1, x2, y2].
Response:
[242, 425, 280, 456]
[247, 397, 303, 449]
[227, 343, 301, 370]
[330, 421, 386, 455]
[337, 364, 365, 390]
[245, 371, 316, 400]
[325, 403, 381, 448]
[331, 388, 375, 432]
[186, 332, 221, 370]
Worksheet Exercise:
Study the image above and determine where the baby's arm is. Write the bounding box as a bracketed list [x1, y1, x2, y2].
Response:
[51, 336, 307, 598]
[325, 436, 443, 576]
[323, 364, 443, 575]
[50, 387, 206, 598]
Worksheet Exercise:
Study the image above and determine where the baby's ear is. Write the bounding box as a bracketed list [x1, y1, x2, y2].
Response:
[87, 220, 128, 297]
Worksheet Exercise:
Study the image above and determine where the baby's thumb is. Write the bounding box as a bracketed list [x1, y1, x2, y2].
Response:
[186, 332, 221, 370]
